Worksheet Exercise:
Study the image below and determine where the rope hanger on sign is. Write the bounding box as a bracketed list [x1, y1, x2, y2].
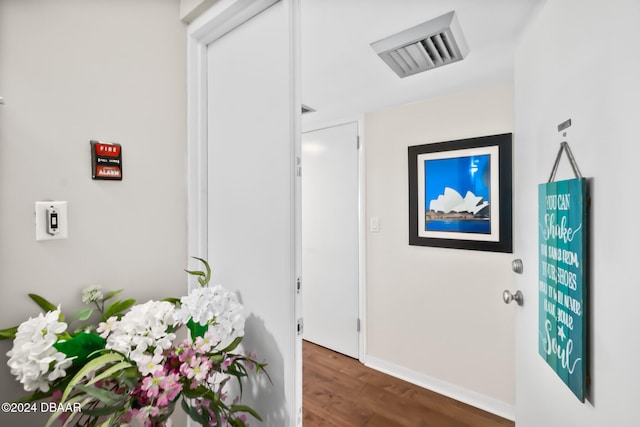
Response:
[547, 119, 583, 183]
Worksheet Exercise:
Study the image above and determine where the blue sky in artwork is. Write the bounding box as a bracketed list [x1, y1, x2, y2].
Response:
[425, 154, 491, 206]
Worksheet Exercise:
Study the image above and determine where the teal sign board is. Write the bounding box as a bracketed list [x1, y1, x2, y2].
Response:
[538, 178, 587, 401]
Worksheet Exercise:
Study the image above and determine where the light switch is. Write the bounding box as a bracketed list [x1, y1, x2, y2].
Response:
[370, 217, 380, 232]
[35, 201, 68, 241]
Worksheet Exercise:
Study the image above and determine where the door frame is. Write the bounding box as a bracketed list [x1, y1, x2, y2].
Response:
[187, 1, 302, 425]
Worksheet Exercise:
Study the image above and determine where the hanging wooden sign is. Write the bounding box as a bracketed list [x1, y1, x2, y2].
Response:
[538, 177, 587, 401]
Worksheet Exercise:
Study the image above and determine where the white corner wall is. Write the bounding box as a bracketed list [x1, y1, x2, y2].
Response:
[514, 1, 640, 426]
[365, 82, 516, 418]
[0, 1, 187, 425]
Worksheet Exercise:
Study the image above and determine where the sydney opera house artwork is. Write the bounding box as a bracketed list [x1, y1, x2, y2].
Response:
[424, 154, 491, 234]
[408, 133, 512, 252]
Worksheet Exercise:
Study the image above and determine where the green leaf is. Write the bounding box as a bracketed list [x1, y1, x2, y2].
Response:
[230, 404, 263, 422]
[182, 398, 209, 425]
[100, 298, 136, 322]
[227, 365, 248, 378]
[207, 354, 225, 365]
[60, 352, 125, 403]
[208, 399, 224, 426]
[73, 384, 125, 407]
[186, 256, 212, 287]
[70, 307, 93, 322]
[187, 319, 208, 340]
[53, 333, 106, 367]
[0, 325, 18, 340]
[101, 298, 121, 319]
[185, 269, 205, 278]
[220, 336, 243, 353]
[162, 297, 181, 305]
[181, 385, 210, 399]
[102, 289, 123, 302]
[28, 293, 57, 313]
[87, 360, 134, 385]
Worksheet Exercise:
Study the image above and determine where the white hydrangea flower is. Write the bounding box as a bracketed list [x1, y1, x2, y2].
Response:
[175, 285, 244, 348]
[6, 308, 74, 392]
[82, 285, 104, 304]
[105, 300, 177, 363]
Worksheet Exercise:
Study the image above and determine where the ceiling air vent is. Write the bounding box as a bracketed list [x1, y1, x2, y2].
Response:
[370, 11, 469, 78]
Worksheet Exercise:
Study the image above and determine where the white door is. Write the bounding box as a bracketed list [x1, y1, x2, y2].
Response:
[302, 122, 359, 358]
[189, 1, 301, 425]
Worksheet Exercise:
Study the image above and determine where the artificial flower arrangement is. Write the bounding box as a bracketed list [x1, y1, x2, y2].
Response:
[0, 258, 268, 427]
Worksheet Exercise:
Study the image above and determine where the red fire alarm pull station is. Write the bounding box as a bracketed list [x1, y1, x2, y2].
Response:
[91, 140, 122, 180]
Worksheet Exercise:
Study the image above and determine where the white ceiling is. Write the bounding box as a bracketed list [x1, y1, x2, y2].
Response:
[301, 0, 544, 130]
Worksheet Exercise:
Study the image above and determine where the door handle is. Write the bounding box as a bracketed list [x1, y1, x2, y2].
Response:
[503, 290, 524, 306]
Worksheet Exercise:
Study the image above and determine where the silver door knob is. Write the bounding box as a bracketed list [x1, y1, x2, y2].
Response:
[503, 290, 524, 306]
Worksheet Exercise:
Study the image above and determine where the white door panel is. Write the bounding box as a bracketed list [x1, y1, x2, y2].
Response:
[205, 1, 300, 425]
[302, 122, 359, 358]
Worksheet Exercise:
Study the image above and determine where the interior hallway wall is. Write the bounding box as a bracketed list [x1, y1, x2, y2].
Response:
[514, 0, 640, 425]
[0, 1, 188, 425]
[365, 81, 516, 417]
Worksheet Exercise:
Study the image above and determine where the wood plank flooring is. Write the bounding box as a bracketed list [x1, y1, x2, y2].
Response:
[303, 340, 514, 427]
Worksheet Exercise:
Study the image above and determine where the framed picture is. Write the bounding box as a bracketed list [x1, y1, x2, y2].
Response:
[408, 133, 512, 252]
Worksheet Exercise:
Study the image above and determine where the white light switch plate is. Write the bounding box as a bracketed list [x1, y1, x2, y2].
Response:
[35, 201, 68, 240]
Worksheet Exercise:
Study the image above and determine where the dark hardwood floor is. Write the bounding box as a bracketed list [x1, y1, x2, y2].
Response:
[303, 340, 514, 427]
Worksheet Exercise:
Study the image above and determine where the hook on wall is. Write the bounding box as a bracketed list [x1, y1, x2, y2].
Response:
[557, 118, 571, 137]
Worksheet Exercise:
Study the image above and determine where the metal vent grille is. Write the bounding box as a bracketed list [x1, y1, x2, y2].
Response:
[371, 11, 469, 78]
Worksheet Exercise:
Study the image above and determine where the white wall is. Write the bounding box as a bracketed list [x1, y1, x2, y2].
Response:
[0, 1, 187, 425]
[514, 1, 640, 425]
[365, 82, 516, 417]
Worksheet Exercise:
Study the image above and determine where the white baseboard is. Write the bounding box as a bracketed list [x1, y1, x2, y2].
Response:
[364, 355, 515, 421]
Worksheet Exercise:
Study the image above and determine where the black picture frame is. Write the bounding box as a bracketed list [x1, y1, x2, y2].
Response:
[408, 133, 512, 253]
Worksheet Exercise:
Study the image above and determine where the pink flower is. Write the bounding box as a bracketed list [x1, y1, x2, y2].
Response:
[141, 370, 164, 398]
[186, 356, 212, 383]
[162, 373, 183, 401]
[96, 316, 119, 338]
